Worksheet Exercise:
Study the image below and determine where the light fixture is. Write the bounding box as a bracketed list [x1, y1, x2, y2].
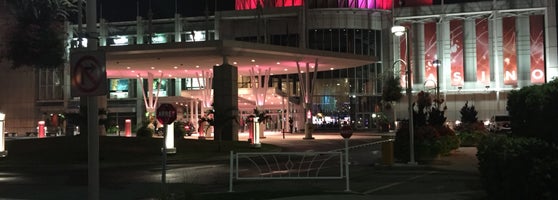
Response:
[391, 25, 406, 36]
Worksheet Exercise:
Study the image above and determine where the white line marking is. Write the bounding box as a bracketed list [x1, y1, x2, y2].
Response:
[363, 171, 437, 194]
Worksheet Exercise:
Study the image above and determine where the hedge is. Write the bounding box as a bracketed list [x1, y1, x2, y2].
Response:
[477, 135, 558, 200]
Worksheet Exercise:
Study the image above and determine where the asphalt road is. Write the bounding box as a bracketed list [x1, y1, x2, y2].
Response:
[0, 131, 484, 200]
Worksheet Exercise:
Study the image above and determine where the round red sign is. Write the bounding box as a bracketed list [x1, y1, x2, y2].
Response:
[340, 125, 353, 139]
[156, 103, 177, 125]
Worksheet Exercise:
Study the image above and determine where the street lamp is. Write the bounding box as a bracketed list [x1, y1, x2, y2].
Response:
[432, 59, 441, 108]
[391, 25, 416, 165]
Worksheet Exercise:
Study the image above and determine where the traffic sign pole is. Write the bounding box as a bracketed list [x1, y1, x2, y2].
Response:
[156, 103, 176, 198]
[340, 124, 353, 192]
[161, 124, 167, 198]
[85, 0, 99, 200]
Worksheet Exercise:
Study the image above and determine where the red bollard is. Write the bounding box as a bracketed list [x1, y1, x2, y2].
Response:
[125, 119, 131, 137]
[38, 121, 45, 138]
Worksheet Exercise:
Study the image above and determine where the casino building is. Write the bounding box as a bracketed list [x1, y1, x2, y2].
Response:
[0, 0, 556, 138]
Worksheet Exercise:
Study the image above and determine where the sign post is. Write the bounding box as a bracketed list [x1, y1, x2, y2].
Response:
[0, 112, 7, 157]
[340, 124, 353, 192]
[156, 103, 177, 197]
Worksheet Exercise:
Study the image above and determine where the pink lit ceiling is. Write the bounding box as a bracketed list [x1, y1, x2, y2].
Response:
[102, 40, 377, 79]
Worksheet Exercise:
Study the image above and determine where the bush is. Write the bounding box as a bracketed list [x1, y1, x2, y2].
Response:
[457, 130, 486, 147]
[136, 126, 154, 137]
[394, 90, 458, 163]
[455, 121, 488, 147]
[507, 79, 558, 143]
[477, 135, 558, 200]
[174, 121, 187, 138]
[394, 122, 458, 162]
[438, 135, 460, 155]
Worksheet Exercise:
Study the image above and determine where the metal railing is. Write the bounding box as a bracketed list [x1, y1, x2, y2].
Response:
[228, 139, 395, 192]
[229, 151, 343, 192]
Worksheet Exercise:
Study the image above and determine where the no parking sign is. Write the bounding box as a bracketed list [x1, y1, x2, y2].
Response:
[70, 50, 108, 97]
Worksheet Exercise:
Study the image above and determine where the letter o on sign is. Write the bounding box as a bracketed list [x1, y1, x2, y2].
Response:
[156, 103, 177, 125]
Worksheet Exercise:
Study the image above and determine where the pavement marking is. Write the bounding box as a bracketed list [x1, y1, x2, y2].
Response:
[362, 170, 437, 194]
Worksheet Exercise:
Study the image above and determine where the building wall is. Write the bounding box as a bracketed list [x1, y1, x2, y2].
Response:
[390, 0, 556, 122]
[0, 1, 40, 135]
[1, 0, 555, 134]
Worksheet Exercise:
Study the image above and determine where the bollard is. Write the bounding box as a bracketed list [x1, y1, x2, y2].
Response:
[381, 136, 394, 166]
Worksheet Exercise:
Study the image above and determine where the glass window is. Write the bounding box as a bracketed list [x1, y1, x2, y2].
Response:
[109, 79, 130, 99]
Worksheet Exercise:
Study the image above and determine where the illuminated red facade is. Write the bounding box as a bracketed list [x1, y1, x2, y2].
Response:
[235, 0, 433, 10]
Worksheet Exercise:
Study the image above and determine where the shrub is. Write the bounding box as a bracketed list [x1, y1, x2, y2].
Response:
[477, 135, 558, 200]
[457, 130, 487, 147]
[455, 101, 488, 147]
[394, 91, 458, 163]
[455, 121, 488, 147]
[394, 122, 458, 162]
[173, 121, 187, 138]
[136, 126, 153, 137]
[507, 79, 558, 143]
[459, 101, 478, 123]
[438, 135, 460, 155]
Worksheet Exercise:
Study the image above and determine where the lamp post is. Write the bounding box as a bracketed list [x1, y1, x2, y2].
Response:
[432, 59, 441, 108]
[391, 25, 416, 165]
[0, 112, 7, 157]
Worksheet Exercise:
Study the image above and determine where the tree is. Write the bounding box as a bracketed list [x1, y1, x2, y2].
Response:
[381, 75, 403, 128]
[382, 76, 403, 103]
[3, 0, 79, 69]
[459, 101, 478, 123]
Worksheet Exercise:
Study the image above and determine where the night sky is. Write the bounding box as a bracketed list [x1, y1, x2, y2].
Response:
[97, 0, 235, 22]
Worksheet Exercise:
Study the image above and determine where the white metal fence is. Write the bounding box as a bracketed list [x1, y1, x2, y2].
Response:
[229, 151, 344, 192]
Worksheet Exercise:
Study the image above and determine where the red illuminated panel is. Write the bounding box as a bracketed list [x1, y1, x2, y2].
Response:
[476, 18, 490, 85]
[450, 20, 464, 86]
[502, 17, 517, 86]
[356, 0, 393, 9]
[236, 0, 303, 10]
[276, 0, 303, 7]
[530, 15, 545, 84]
[423, 22, 437, 88]
[235, 0, 432, 10]
[394, 0, 433, 7]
